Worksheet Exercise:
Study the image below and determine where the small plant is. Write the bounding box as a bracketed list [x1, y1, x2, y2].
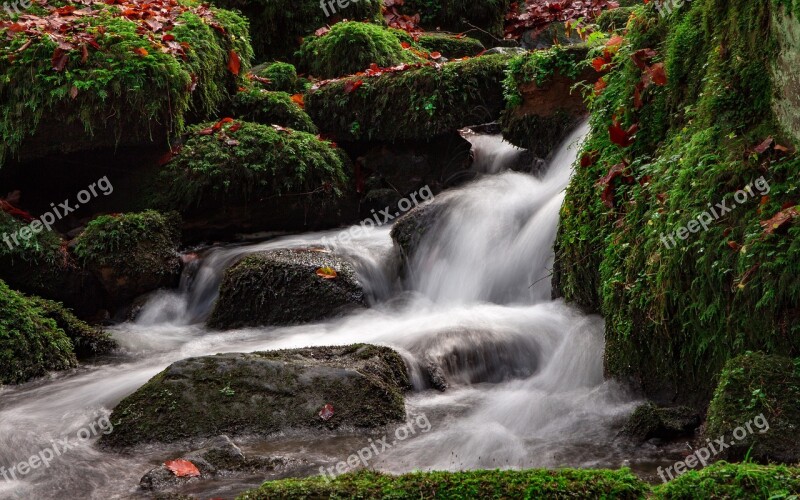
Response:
[220, 383, 235, 397]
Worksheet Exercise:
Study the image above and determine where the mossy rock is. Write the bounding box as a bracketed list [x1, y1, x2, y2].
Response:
[73, 210, 182, 306]
[0, 279, 77, 384]
[238, 468, 649, 499]
[153, 120, 348, 215]
[621, 402, 701, 443]
[392, 31, 485, 59]
[706, 352, 800, 463]
[306, 54, 510, 142]
[652, 461, 800, 499]
[208, 249, 366, 329]
[597, 7, 635, 32]
[207, 0, 383, 60]
[297, 21, 424, 79]
[396, 0, 510, 46]
[101, 344, 411, 448]
[231, 88, 317, 133]
[0, 0, 252, 163]
[27, 296, 116, 358]
[255, 62, 305, 93]
[553, 1, 800, 405]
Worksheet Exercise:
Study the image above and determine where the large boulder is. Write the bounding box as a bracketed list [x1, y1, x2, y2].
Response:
[706, 352, 800, 464]
[391, 197, 448, 265]
[101, 344, 411, 448]
[230, 89, 317, 134]
[208, 249, 367, 329]
[621, 403, 701, 443]
[0, 0, 252, 163]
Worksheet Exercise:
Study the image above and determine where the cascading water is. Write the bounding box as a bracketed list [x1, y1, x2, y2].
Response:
[0, 123, 664, 500]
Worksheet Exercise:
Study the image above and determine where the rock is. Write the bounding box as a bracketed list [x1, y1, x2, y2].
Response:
[482, 47, 528, 56]
[253, 62, 306, 94]
[207, 249, 367, 329]
[101, 344, 411, 448]
[72, 211, 182, 308]
[0, 1, 251, 162]
[520, 22, 584, 50]
[706, 352, 800, 463]
[230, 89, 318, 134]
[621, 403, 701, 443]
[0, 279, 77, 384]
[140, 435, 297, 491]
[26, 296, 116, 359]
[390, 198, 448, 266]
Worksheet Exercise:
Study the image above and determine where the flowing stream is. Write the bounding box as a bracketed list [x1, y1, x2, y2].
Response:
[0, 123, 673, 499]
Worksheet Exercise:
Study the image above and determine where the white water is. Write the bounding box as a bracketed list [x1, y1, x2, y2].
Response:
[0, 124, 649, 500]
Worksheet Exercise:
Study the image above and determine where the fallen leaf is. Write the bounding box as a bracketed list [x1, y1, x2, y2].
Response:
[761, 205, 799, 235]
[133, 47, 148, 56]
[316, 266, 337, 279]
[164, 459, 200, 478]
[647, 63, 667, 86]
[290, 93, 304, 108]
[227, 50, 240, 75]
[344, 79, 363, 94]
[319, 403, 335, 420]
[754, 136, 774, 154]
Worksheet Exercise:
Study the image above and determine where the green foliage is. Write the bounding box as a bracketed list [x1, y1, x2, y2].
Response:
[306, 54, 510, 142]
[0, 279, 76, 385]
[652, 462, 800, 499]
[238, 469, 649, 499]
[0, 211, 63, 267]
[0, 2, 252, 163]
[297, 22, 423, 79]
[73, 210, 181, 279]
[706, 352, 800, 462]
[155, 121, 348, 212]
[231, 88, 317, 133]
[397, 0, 510, 44]
[597, 7, 635, 32]
[554, 0, 800, 404]
[257, 62, 305, 93]
[207, 0, 383, 60]
[392, 30, 485, 59]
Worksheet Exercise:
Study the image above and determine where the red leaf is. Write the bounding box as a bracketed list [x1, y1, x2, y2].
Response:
[594, 77, 607, 95]
[761, 206, 799, 235]
[227, 50, 240, 75]
[592, 57, 607, 72]
[227, 122, 241, 133]
[197, 127, 214, 135]
[344, 79, 363, 94]
[319, 403, 335, 420]
[164, 459, 200, 478]
[754, 136, 774, 154]
[631, 48, 657, 70]
[56, 5, 76, 15]
[596, 162, 633, 209]
[580, 150, 599, 168]
[133, 47, 148, 57]
[429, 51, 442, 59]
[51, 48, 69, 71]
[400, 42, 411, 49]
[648, 62, 667, 86]
[290, 93, 304, 108]
[609, 121, 633, 147]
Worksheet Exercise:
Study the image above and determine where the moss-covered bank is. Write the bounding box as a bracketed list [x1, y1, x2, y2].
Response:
[554, 1, 800, 404]
[306, 54, 510, 142]
[0, 0, 252, 162]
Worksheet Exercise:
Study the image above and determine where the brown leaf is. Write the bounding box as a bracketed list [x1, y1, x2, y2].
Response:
[227, 50, 240, 75]
[753, 136, 774, 154]
[761, 205, 799, 235]
[51, 48, 69, 71]
[164, 459, 200, 478]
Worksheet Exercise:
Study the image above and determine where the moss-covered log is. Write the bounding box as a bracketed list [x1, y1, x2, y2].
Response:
[306, 54, 510, 142]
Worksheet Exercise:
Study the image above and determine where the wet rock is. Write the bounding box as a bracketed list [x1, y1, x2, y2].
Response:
[140, 436, 297, 491]
[207, 249, 367, 329]
[482, 47, 528, 56]
[425, 362, 448, 392]
[621, 403, 701, 443]
[520, 22, 584, 50]
[390, 199, 449, 266]
[102, 344, 411, 448]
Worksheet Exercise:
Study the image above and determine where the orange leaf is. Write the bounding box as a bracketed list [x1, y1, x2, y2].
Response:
[344, 79, 363, 94]
[591, 57, 607, 72]
[227, 50, 240, 75]
[133, 47, 148, 57]
[429, 51, 442, 59]
[315, 266, 337, 279]
[594, 78, 607, 95]
[164, 459, 200, 478]
[648, 63, 667, 86]
[400, 42, 411, 48]
[291, 93, 304, 108]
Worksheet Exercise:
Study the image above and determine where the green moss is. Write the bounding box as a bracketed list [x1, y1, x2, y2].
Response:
[502, 45, 589, 108]
[706, 352, 800, 462]
[231, 88, 317, 133]
[306, 54, 510, 142]
[652, 462, 800, 499]
[597, 7, 635, 32]
[297, 22, 424, 79]
[207, 0, 383, 60]
[554, 1, 800, 404]
[0, 279, 76, 385]
[256, 62, 305, 93]
[73, 210, 181, 280]
[238, 469, 649, 499]
[392, 30, 485, 59]
[621, 402, 700, 442]
[27, 296, 116, 358]
[0, 1, 252, 163]
[154, 121, 347, 212]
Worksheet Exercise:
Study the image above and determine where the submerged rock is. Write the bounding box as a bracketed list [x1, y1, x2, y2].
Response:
[621, 403, 701, 443]
[207, 249, 367, 329]
[140, 435, 298, 491]
[101, 344, 411, 448]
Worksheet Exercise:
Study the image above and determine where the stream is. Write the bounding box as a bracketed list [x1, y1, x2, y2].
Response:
[0, 122, 682, 499]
